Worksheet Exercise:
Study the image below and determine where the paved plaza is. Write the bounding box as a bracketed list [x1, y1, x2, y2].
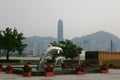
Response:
[0, 69, 120, 80]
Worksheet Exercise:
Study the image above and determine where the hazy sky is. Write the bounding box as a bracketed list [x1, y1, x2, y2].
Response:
[0, 0, 120, 39]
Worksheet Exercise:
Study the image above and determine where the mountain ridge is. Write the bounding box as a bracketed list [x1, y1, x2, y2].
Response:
[72, 31, 120, 52]
[23, 31, 120, 56]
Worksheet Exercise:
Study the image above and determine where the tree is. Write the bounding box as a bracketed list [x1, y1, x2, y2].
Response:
[1, 27, 27, 60]
[13, 29, 27, 55]
[0, 31, 4, 56]
[50, 39, 82, 60]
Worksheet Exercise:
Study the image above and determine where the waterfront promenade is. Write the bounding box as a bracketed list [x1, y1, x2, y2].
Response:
[0, 69, 120, 80]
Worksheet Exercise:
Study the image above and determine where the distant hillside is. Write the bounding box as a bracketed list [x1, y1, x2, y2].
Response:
[23, 31, 120, 56]
[23, 36, 57, 56]
[72, 31, 120, 52]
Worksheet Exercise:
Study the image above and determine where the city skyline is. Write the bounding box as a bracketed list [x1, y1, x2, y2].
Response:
[0, 0, 120, 39]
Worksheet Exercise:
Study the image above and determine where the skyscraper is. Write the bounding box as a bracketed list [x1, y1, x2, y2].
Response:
[57, 19, 63, 41]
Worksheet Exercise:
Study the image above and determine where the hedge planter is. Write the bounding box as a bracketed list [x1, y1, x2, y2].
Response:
[44, 64, 54, 76]
[23, 64, 32, 77]
[6, 70, 13, 74]
[0, 64, 3, 72]
[6, 65, 13, 74]
[44, 72, 54, 76]
[100, 64, 109, 73]
[0, 68, 2, 72]
[75, 66, 84, 75]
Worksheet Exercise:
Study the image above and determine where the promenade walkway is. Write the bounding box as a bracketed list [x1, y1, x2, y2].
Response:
[0, 69, 120, 80]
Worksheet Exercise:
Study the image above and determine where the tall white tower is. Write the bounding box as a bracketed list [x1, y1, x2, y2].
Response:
[57, 19, 63, 41]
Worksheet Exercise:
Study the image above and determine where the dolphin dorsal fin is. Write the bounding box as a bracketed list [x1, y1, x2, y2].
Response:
[48, 44, 52, 47]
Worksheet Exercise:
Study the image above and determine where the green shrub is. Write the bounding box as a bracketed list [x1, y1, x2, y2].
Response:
[23, 64, 32, 72]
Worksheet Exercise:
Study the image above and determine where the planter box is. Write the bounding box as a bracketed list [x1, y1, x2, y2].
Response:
[100, 69, 109, 73]
[76, 71, 84, 75]
[44, 72, 54, 77]
[6, 70, 13, 74]
[0, 68, 2, 72]
[23, 72, 32, 77]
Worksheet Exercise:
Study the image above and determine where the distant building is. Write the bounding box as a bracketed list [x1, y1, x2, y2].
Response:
[85, 51, 120, 66]
[57, 19, 63, 41]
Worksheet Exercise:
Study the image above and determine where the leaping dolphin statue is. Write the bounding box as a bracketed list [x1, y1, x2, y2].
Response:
[37, 44, 63, 72]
